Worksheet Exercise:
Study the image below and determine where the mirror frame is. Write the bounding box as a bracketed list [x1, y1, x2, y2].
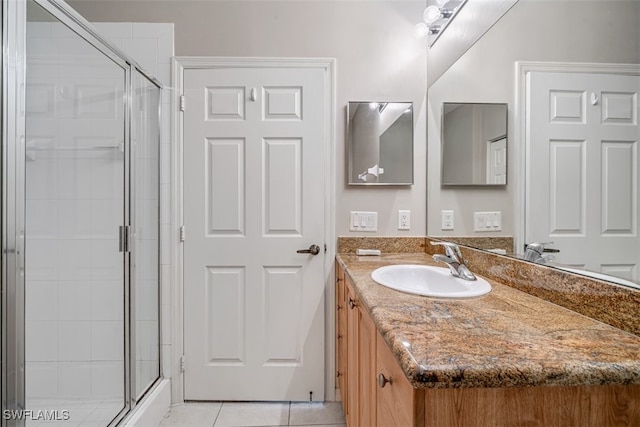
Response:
[347, 101, 414, 186]
[440, 102, 508, 187]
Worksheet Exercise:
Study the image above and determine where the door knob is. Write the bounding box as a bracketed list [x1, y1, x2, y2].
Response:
[297, 244, 320, 255]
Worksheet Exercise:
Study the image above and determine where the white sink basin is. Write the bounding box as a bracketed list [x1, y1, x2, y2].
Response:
[371, 264, 492, 298]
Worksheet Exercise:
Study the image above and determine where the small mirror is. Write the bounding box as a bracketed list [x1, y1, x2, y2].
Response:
[347, 102, 414, 185]
[441, 102, 507, 186]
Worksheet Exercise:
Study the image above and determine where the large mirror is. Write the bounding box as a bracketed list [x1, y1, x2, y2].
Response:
[441, 102, 507, 186]
[347, 102, 414, 185]
[427, 0, 640, 289]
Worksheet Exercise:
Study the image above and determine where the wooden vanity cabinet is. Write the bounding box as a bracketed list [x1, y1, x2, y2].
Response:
[337, 263, 419, 427]
[344, 271, 376, 426]
[377, 334, 424, 427]
[335, 262, 347, 408]
[335, 262, 640, 427]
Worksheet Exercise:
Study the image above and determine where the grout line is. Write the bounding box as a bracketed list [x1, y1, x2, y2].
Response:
[212, 401, 223, 427]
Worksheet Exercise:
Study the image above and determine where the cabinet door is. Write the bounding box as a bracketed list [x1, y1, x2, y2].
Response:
[335, 263, 348, 412]
[358, 301, 377, 426]
[346, 279, 359, 427]
[376, 333, 423, 427]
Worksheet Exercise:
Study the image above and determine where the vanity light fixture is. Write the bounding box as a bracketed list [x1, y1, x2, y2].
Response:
[368, 102, 388, 113]
[415, 0, 466, 42]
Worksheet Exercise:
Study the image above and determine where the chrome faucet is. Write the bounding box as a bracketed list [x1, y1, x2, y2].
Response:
[431, 241, 477, 281]
[523, 242, 558, 264]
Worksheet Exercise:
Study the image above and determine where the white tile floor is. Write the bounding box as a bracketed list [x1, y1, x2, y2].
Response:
[24, 398, 123, 427]
[158, 402, 346, 427]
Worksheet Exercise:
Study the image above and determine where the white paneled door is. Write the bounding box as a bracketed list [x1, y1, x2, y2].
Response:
[183, 64, 327, 401]
[487, 137, 507, 184]
[527, 71, 640, 280]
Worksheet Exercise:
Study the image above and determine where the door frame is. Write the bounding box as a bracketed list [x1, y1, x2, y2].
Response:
[514, 61, 640, 256]
[171, 57, 336, 403]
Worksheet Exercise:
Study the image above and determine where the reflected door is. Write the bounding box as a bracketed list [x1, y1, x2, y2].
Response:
[527, 71, 640, 280]
[487, 137, 506, 184]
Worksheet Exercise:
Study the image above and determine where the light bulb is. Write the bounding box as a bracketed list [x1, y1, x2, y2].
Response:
[413, 23, 429, 38]
[423, 6, 442, 25]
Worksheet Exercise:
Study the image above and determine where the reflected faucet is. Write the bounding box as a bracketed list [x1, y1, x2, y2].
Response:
[431, 241, 477, 281]
[523, 242, 559, 264]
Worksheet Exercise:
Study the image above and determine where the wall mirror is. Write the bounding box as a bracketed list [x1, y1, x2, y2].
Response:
[347, 102, 414, 185]
[441, 102, 507, 186]
[427, 0, 640, 290]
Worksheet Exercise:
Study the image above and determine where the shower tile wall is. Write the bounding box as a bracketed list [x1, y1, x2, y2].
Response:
[26, 20, 126, 403]
[25, 21, 173, 404]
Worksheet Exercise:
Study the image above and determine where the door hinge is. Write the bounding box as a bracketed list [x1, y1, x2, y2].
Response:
[180, 355, 185, 372]
[119, 225, 131, 253]
[180, 94, 185, 112]
[180, 225, 186, 242]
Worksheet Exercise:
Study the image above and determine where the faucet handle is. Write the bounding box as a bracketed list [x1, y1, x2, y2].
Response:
[525, 242, 556, 255]
[430, 241, 463, 260]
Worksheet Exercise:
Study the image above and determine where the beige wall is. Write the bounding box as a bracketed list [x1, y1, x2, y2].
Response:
[427, 0, 640, 238]
[69, 0, 429, 237]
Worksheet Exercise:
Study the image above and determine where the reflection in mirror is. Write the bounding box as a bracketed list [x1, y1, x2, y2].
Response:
[426, 0, 640, 289]
[441, 103, 507, 186]
[418, 0, 468, 47]
[347, 102, 413, 185]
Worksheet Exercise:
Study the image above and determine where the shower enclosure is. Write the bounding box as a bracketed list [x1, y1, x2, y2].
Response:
[2, 0, 162, 425]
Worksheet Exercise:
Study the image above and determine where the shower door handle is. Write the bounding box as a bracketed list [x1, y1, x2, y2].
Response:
[119, 225, 131, 253]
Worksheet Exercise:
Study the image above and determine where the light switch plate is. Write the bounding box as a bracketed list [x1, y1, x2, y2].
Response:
[474, 211, 502, 232]
[350, 211, 378, 232]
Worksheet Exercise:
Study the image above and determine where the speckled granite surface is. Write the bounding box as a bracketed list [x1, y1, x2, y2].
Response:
[337, 236, 427, 254]
[433, 236, 514, 255]
[340, 235, 640, 337]
[337, 253, 640, 389]
[428, 239, 640, 337]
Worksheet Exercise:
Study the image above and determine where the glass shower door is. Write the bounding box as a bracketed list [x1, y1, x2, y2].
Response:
[132, 70, 160, 402]
[24, 1, 127, 424]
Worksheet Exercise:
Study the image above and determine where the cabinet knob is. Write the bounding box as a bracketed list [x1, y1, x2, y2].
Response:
[348, 298, 357, 309]
[336, 304, 343, 311]
[377, 373, 392, 388]
[336, 371, 342, 378]
[337, 333, 342, 340]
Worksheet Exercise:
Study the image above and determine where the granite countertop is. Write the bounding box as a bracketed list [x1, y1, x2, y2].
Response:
[337, 253, 640, 389]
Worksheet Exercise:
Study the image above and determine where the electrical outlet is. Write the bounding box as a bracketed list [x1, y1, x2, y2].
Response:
[441, 210, 454, 230]
[398, 210, 411, 230]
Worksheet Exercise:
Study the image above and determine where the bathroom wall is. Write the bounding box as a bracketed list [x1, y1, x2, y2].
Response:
[427, 0, 640, 237]
[67, 0, 429, 237]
